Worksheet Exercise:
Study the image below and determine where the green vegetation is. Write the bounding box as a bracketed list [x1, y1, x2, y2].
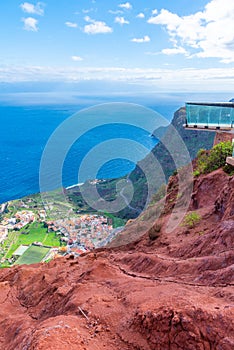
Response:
[149, 184, 167, 206]
[67, 178, 134, 223]
[66, 108, 216, 220]
[3, 222, 61, 260]
[68, 178, 125, 210]
[181, 212, 201, 229]
[1, 231, 20, 261]
[104, 212, 127, 228]
[18, 222, 61, 246]
[14, 245, 50, 265]
[194, 141, 232, 176]
[223, 163, 234, 176]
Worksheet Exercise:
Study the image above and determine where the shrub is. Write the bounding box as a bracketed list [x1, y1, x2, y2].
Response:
[193, 169, 200, 177]
[223, 163, 234, 176]
[195, 141, 232, 175]
[181, 212, 201, 229]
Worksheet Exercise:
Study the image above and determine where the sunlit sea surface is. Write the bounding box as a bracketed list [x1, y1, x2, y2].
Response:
[0, 92, 231, 203]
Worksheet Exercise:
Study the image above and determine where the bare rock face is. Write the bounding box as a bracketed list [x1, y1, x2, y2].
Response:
[0, 169, 234, 349]
[214, 132, 233, 146]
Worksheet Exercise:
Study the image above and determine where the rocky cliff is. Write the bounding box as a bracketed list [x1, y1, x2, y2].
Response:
[124, 107, 215, 216]
[0, 167, 233, 350]
[68, 107, 215, 220]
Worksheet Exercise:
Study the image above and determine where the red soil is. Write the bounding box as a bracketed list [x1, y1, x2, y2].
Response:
[0, 169, 233, 349]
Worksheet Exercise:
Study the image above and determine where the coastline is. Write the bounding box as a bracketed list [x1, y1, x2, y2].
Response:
[66, 183, 84, 190]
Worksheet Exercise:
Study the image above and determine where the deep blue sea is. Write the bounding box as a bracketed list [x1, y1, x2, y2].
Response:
[0, 92, 232, 204]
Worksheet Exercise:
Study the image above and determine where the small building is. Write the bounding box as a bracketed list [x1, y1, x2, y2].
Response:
[12, 245, 29, 257]
[0, 226, 8, 243]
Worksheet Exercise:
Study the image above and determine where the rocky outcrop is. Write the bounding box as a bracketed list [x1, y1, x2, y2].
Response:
[124, 107, 215, 216]
[214, 132, 233, 145]
[0, 169, 233, 349]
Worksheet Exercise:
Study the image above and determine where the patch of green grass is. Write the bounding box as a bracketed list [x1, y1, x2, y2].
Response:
[16, 222, 60, 246]
[43, 233, 61, 246]
[193, 169, 200, 177]
[0, 262, 11, 268]
[14, 245, 50, 265]
[3, 231, 20, 259]
[181, 212, 201, 229]
[4, 222, 61, 259]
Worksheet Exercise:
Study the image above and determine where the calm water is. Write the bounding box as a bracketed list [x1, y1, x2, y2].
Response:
[0, 103, 160, 203]
[0, 92, 231, 203]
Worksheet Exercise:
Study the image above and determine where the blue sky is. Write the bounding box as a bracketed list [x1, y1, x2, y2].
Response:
[0, 0, 233, 91]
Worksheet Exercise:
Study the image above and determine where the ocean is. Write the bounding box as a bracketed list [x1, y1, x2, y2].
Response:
[0, 92, 232, 204]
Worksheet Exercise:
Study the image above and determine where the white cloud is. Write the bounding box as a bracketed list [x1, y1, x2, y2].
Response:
[84, 16, 92, 22]
[82, 8, 94, 14]
[148, 0, 234, 63]
[145, 51, 160, 56]
[162, 47, 188, 55]
[71, 56, 83, 61]
[148, 9, 182, 29]
[84, 17, 113, 34]
[1, 65, 233, 92]
[109, 10, 123, 15]
[136, 13, 145, 19]
[131, 35, 150, 43]
[115, 16, 129, 25]
[152, 9, 158, 15]
[20, 2, 44, 16]
[22, 17, 38, 31]
[65, 21, 78, 28]
[119, 2, 132, 10]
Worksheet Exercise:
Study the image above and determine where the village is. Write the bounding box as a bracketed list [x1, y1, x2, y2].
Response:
[0, 200, 120, 266]
[45, 214, 115, 253]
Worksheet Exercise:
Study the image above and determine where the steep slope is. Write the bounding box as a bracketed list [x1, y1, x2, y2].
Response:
[126, 107, 215, 215]
[67, 107, 215, 219]
[0, 168, 233, 350]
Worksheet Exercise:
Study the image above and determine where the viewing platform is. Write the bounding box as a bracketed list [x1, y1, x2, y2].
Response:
[184, 102, 234, 166]
[184, 102, 234, 131]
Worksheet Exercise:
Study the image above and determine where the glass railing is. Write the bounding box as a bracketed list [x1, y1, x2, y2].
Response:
[186, 103, 234, 128]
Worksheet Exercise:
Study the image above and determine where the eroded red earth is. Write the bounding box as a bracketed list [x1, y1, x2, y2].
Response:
[0, 169, 233, 349]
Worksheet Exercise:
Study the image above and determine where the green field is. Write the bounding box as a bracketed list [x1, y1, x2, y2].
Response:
[4, 222, 61, 259]
[14, 245, 50, 265]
